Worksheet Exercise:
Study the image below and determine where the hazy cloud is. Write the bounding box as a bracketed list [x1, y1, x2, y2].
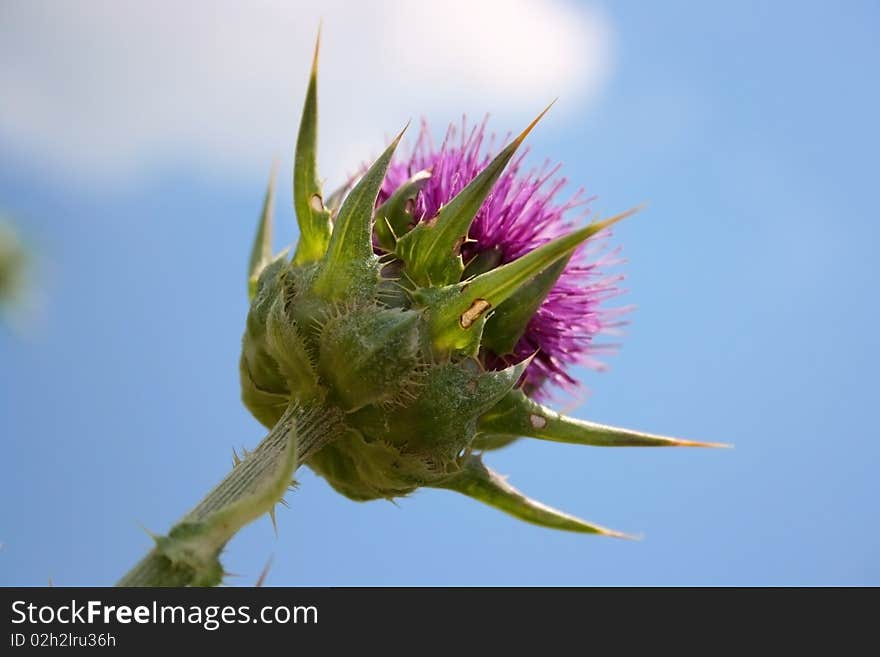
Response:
[0, 0, 613, 186]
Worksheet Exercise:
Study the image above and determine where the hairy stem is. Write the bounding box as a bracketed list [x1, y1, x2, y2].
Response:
[117, 402, 343, 587]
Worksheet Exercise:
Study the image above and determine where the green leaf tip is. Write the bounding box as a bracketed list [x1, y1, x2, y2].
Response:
[481, 256, 569, 355]
[480, 390, 730, 448]
[311, 124, 408, 299]
[512, 98, 557, 147]
[311, 21, 322, 76]
[425, 207, 640, 354]
[394, 102, 555, 288]
[436, 456, 633, 538]
[292, 28, 332, 266]
[374, 169, 431, 251]
[248, 161, 278, 299]
[254, 557, 274, 587]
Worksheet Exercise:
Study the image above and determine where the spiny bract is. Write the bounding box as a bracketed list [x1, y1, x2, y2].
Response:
[239, 36, 721, 537]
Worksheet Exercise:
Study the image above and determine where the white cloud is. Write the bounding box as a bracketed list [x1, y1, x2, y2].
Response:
[0, 0, 613, 187]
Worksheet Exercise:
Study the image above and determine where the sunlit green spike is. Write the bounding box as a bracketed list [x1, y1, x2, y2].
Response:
[248, 162, 278, 300]
[425, 208, 638, 354]
[480, 390, 730, 448]
[482, 256, 568, 355]
[311, 126, 407, 300]
[374, 169, 431, 251]
[395, 103, 554, 287]
[435, 456, 632, 537]
[292, 30, 332, 266]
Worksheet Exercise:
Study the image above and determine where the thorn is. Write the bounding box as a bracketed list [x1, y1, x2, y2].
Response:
[137, 522, 160, 543]
[268, 506, 278, 537]
[382, 217, 397, 239]
[512, 99, 557, 147]
[670, 438, 733, 448]
[311, 22, 322, 77]
[255, 556, 274, 587]
[231, 448, 242, 467]
[393, 120, 411, 147]
[520, 350, 539, 368]
[589, 205, 644, 233]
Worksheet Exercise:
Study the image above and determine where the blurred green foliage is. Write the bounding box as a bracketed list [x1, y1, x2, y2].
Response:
[0, 217, 27, 307]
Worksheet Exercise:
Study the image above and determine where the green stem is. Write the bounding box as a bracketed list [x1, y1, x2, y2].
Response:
[117, 402, 343, 587]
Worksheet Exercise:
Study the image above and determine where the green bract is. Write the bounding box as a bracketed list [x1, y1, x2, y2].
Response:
[239, 37, 723, 538]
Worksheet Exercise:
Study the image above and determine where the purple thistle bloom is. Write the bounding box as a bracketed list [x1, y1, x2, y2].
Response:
[377, 118, 628, 399]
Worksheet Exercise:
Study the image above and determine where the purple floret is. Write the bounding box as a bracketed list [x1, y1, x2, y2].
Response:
[377, 117, 628, 399]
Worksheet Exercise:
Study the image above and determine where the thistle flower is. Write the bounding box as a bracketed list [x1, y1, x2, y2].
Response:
[378, 118, 625, 399]
[119, 33, 724, 587]
[238, 37, 723, 536]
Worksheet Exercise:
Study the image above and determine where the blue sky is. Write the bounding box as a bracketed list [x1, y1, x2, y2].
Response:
[1, 0, 878, 585]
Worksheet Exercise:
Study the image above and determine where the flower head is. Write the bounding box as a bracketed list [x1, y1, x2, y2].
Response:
[378, 119, 626, 398]
[237, 35, 721, 540]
